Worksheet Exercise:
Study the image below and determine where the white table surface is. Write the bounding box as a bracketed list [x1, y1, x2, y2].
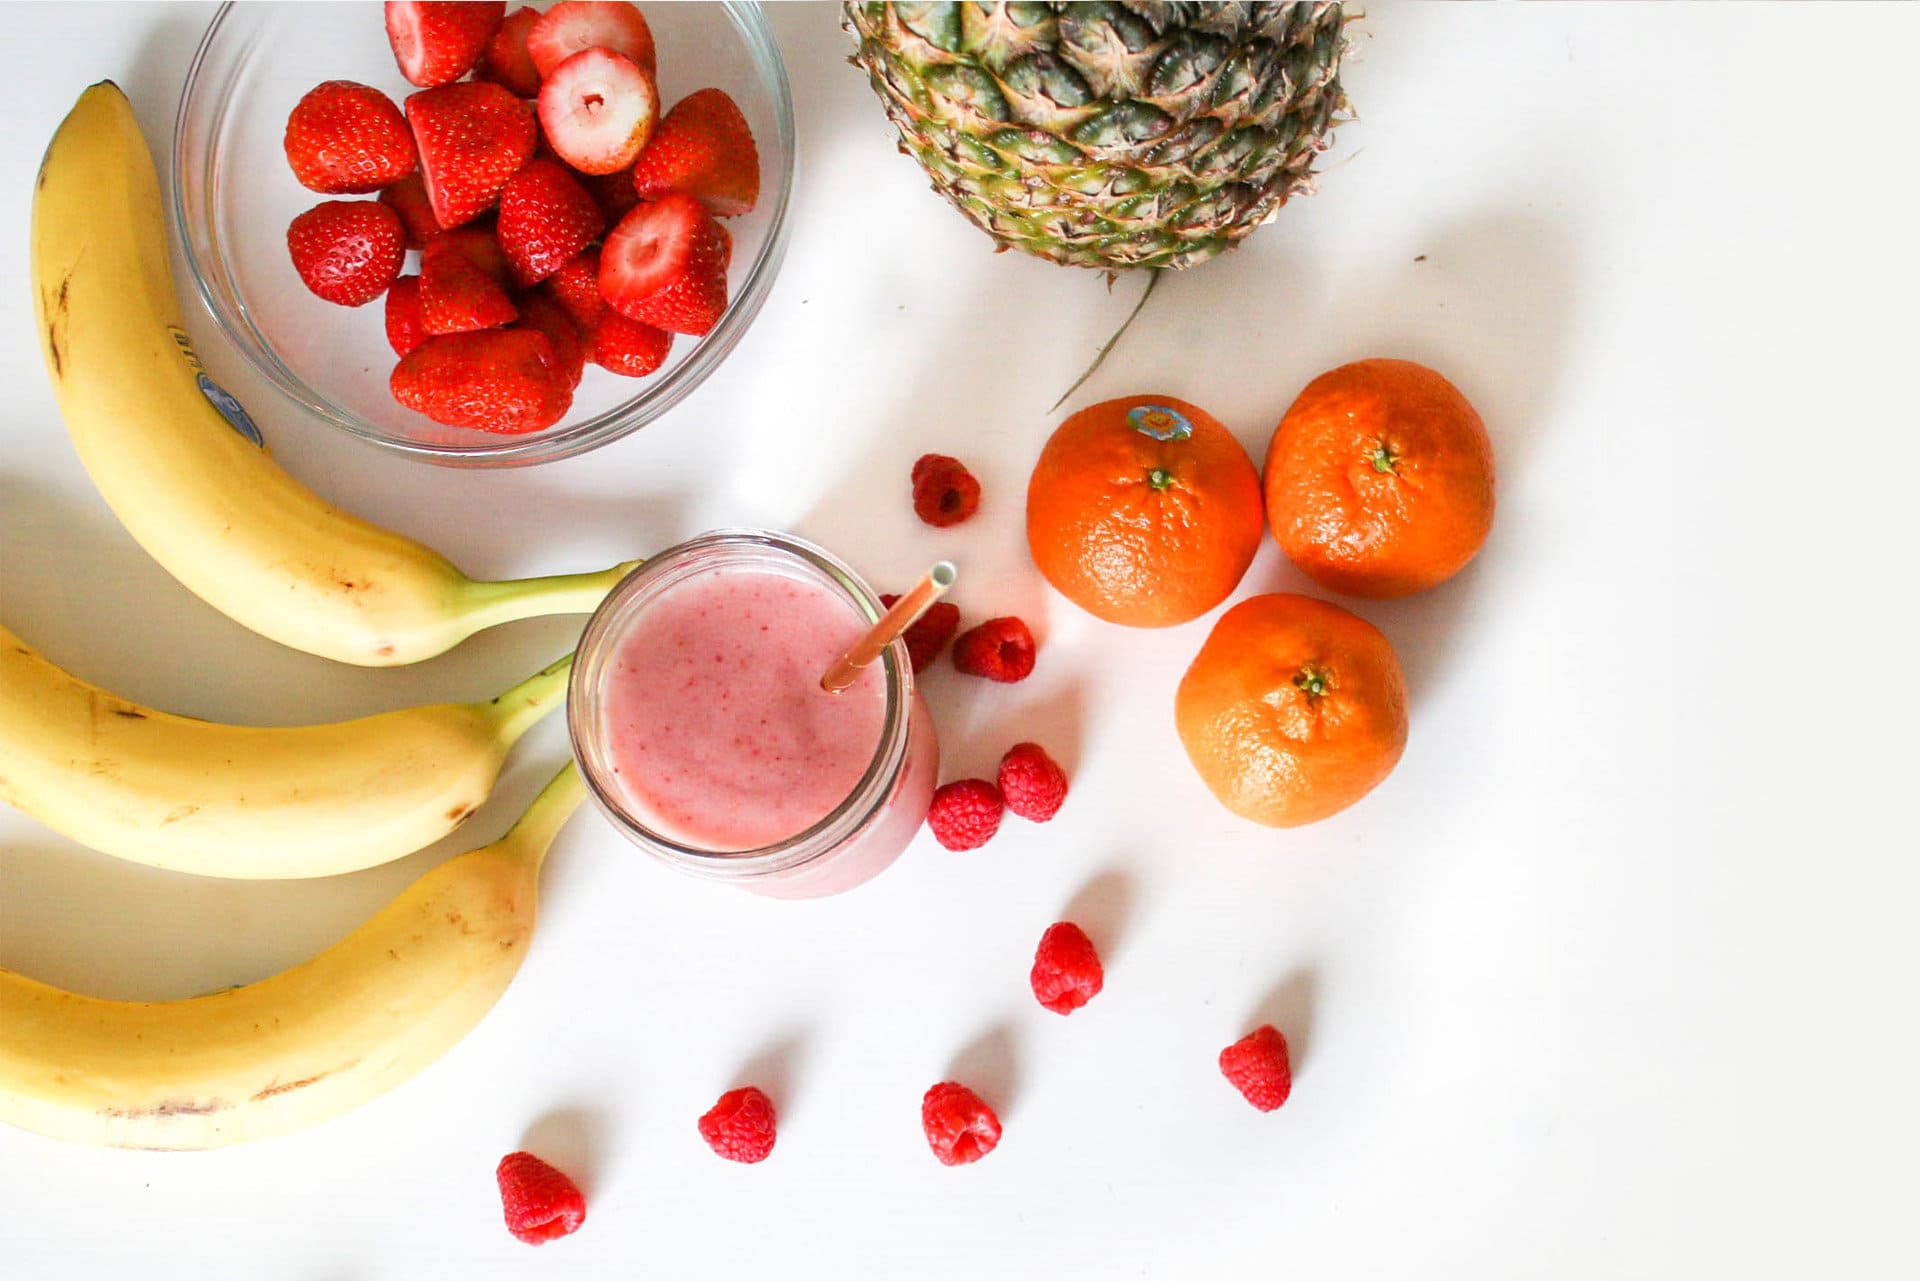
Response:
[3, 2, 1916, 1276]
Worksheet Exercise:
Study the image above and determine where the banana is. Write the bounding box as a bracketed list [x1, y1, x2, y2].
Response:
[0, 620, 570, 878]
[30, 82, 636, 667]
[0, 762, 584, 1149]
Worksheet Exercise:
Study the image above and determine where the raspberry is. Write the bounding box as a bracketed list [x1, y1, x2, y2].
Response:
[926, 779, 1003, 850]
[951, 617, 1037, 682]
[1219, 1025, 1293, 1112]
[495, 1151, 586, 1245]
[911, 453, 981, 527]
[1030, 921, 1103, 1015]
[698, 1086, 778, 1164]
[880, 593, 962, 673]
[998, 742, 1068, 821]
[921, 1081, 1002, 1166]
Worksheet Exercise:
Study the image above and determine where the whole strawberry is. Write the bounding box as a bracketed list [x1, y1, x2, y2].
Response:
[589, 310, 673, 378]
[378, 172, 440, 248]
[391, 328, 571, 434]
[384, 275, 429, 356]
[515, 293, 587, 390]
[547, 249, 605, 329]
[405, 81, 537, 230]
[479, 6, 543, 97]
[495, 1150, 585, 1245]
[419, 237, 517, 334]
[283, 80, 415, 194]
[631, 87, 760, 217]
[497, 160, 604, 286]
[286, 199, 406, 306]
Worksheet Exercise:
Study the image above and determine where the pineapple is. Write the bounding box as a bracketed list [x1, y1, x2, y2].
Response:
[845, 2, 1351, 271]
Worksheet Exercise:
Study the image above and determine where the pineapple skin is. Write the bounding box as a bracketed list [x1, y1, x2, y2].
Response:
[844, 1, 1351, 271]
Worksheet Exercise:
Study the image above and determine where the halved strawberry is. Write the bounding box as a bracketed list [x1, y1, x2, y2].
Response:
[497, 160, 603, 286]
[385, 1, 506, 88]
[284, 81, 416, 195]
[526, 1, 655, 79]
[479, 6, 543, 97]
[391, 328, 571, 434]
[378, 172, 440, 247]
[515, 293, 587, 389]
[589, 310, 673, 378]
[537, 48, 658, 176]
[420, 237, 518, 333]
[631, 88, 760, 218]
[600, 193, 729, 336]
[405, 81, 537, 229]
[546, 249, 604, 330]
[385, 275, 430, 355]
[287, 199, 406, 307]
[429, 223, 513, 286]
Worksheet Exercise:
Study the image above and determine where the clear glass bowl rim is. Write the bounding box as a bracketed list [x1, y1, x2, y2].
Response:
[170, 0, 796, 468]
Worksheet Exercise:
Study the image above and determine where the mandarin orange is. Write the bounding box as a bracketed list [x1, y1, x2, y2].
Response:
[1176, 593, 1407, 828]
[1263, 359, 1494, 599]
[1027, 396, 1263, 628]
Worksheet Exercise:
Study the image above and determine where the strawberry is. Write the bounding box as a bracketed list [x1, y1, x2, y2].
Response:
[631, 88, 760, 218]
[579, 164, 640, 223]
[546, 249, 604, 330]
[391, 329, 571, 434]
[420, 237, 518, 333]
[286, 199, 406, 307]
[526, 1, 656, 79]
[479, 6, 543, 97]
[378, 172, 439, 248]
[515, 293, 587, 389]
[429, 223, 513, 286]
[588, 310, 672, 378]
[600, 194, 729, 337]
[283, 81, 416, 195]
[385, 1, 506, 88]
[405, 81, 537, 229]
[537, 48, 657, 176]
[497, 160, 603, 286]
[384, 274, 430, 355]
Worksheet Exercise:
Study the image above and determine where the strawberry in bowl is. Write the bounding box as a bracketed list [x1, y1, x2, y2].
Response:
[175, 1, 793, 465]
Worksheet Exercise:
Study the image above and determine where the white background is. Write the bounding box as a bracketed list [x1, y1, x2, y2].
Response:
[2, 2, 1915, 1277]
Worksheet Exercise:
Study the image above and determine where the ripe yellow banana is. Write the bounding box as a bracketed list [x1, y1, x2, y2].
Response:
[0, 620, 570, 878]
[30, 81, 636, 667]
[0, 762, 584, 1149]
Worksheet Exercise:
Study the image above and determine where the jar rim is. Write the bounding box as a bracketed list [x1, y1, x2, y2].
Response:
[566, 529, 913, 882]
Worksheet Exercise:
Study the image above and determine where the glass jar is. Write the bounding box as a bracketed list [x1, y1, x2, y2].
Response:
[569, 530, 938, 898]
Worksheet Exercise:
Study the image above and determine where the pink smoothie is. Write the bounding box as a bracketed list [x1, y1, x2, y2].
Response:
[599, 567, 900, 854]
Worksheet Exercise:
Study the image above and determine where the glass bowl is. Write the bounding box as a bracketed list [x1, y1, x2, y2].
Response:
[173, 1, 794, 467]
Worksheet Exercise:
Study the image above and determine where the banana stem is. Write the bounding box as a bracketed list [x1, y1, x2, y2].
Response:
[495, 762, 588, 869]
[484, 651, 576, 744]
[457, 560, 642, 634]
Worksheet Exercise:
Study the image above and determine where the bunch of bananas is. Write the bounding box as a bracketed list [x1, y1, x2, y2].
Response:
[1, 85, 627, 1150]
